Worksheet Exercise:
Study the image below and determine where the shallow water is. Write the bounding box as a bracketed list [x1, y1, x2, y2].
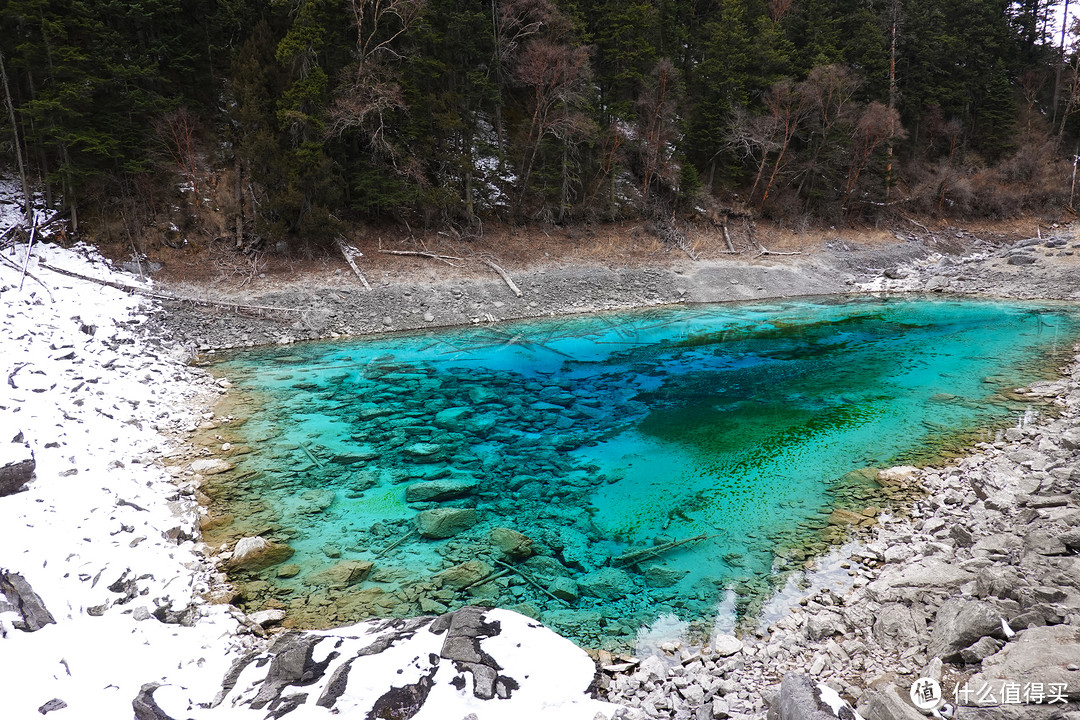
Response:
[209, 296, 1078, 649]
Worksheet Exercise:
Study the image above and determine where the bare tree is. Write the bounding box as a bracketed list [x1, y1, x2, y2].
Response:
[751, 78, 811, 208]
[637, 58, 680, 204]
[154, 107, 203, 208]
[844, 101, 904, 200]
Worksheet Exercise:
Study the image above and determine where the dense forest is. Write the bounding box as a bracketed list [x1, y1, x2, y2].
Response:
[1, 0, 1079, 250]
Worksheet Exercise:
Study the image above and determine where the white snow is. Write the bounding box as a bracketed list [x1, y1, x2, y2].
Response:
[0, 239, 620, 719]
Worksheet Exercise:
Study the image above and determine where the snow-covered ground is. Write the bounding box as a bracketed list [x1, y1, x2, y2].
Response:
[0, 237, 619, 719]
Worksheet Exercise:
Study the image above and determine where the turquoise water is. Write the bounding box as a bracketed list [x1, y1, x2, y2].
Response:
[210, 296, 1077, 648]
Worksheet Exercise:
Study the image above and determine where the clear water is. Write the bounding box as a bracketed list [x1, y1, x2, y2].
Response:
[207, 296, 1077, 649]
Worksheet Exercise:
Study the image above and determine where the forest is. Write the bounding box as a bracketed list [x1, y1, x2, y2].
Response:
[2, 0, 1079, 251]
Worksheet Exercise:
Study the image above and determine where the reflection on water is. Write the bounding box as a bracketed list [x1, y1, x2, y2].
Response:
[205, 296, 1078, 650]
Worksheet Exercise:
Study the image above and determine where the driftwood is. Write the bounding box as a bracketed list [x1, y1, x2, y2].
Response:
[612, 533, 715, 567]
[295, 439, 324, 469]
[336, 238, 371, 290]
[720, 216, 738, 254]
[479, 257, 523, 297]
[375, 529, 418, 558]
[35, 260, 304, 318]
[492, 559, 568, 604]
[459, 567, 513, 592]
[378, 249, 461, 267]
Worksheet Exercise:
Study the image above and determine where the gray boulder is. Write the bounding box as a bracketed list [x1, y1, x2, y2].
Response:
[928, 598, 1005, 662]
[0, 442, 35, 497]
[872, 603, 927, 651]
[806, 611, 848, 642]
[0, 570, 55, 632]
[415, 508, 477, 539]
[856, 683, 927, 720]
[775, 672, 859, 720]
[969, 624, 1080, 701]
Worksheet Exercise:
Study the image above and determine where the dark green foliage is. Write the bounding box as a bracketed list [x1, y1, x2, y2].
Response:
[0, 0, 1071, 238]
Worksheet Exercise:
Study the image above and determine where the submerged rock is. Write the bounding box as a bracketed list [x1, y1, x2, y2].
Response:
[405, 478, 477, 503]
[490, 527, 534, 559]
[436, 560, 492, 590]
[415, 508, 477, 539]
[190, 458, 233, 475]
[577, 567, 633, 601]
[310, 560, 374, 589]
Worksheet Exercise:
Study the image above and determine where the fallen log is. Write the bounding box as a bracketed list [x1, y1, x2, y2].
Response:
[612, 533, 715, 567]
[492, 559, 568, 604]
[479, 257, 523, 297]
[378, 249, 461, 266]
[336, 238, 371, 290]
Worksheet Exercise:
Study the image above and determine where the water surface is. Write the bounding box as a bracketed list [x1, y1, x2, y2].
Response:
[208, 296, 1077, 649]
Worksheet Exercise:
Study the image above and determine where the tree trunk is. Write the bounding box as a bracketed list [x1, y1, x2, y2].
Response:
[0, 51, 32, 224]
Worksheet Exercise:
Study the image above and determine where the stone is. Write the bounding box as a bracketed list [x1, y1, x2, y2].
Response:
[190, 458, 233, 475]
[959, 636, 1004, 664]
[0, 442, 35, 496]
[577, 567, 633, 601]
[434, 406, 472, 430]
[873, 604, 926, 651]
[975, 566, 1026, 600]
[416, 508, 477, 539]
[1006, 253, 1037, 265]
[644, 565, 688, 588]
[0, 570, 56, 632]
[227, 536, 295, 571]
[468, 386, 499, 404]
[276, 564, 301, 578]
[310, 560, 374, 589]
[968, 624, 1080, 701]
[37, 699, 68, 715]
[712, 634, 744, 657]
[437, 561, 492, 590]
[548, 577, 579, 602]
[927, 598, 1005, 662]
[249, 609, 286, 627]
[132, 683, 177, 720]
[857, 683, 926, 720]
[490, 527, 534, 559]
[776, 672, 860, 720]
[406, 478, 478, 503]
[806, 611, 848, 642]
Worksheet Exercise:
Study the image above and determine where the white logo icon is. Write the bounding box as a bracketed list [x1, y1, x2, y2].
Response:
[910, 677, 943, 711]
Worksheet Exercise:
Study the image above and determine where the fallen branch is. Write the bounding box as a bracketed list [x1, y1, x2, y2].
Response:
[378, 249, 461, 267]
[757, 248, 802, 257]
[375, 529, 418, 559]
[459, 567, 513, 592]
[0, 246, 53, 299]
[612, 533, 715, 567]
[295, 439, 324, 469]
[336, 237, 372, 290]
[492, 559, 568, 604]
[479, 257, 523, 297]
[903, 215, 931, 235]
[36, 260, 303, 318]
[720, 216, 737, 253]
[18, 223, 37, 292]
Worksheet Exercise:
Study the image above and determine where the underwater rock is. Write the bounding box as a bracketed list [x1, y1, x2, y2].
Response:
[310, 560, 374, 589]
[434, 406, 472, 430]
[416, 508, 477, 539]
[405, 478, 478, 503]
[549, 576, 580, 602]
[577, 567, 634, 601]
[296, 489, 336, 514]
[468, 386, 499, 404]
[276, 564, 301, 578]
[643, 565, 687, 588]
[227, 536, 295, 571]
[436, 560, 493, 590]
[190, 458, 233, 475]
[490, 527, 534, 559]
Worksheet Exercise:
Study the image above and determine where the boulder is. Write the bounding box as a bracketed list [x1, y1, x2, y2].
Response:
[549, 577, 579, 602]
[0, 570, 56, 631]
[415, 508, 477, 539]
[227, 537, 295, 571]
[406, 478, 478, 503]
[0, 442, 35, 497]
[643, 565, 688, 588]
[968, 624, 1080, 701]
[959, 636, 1004, 665]
[873, 603, 927, 651]
[712, 634, 744, 657]
[1006, 253, 1037, 265]
[310, 560, 374, 589]
[490, 527, 533, 559]
[775, 672, 860, 720]
[577, 567, 633, 601]
[189, 458, 233, 475]
[434, 406, 472, 430]
[927, 598, 1005, 662]
[249, 609, 286, 628]
[436, 560, 492, 590]
[856, 683, 928, 720]
[806, 611, 848, 642]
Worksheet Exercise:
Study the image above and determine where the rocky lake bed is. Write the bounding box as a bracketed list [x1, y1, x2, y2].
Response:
[3, 225, 1080, 719]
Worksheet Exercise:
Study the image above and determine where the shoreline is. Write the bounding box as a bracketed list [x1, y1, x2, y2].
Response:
[2, 230, 1079, 718]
